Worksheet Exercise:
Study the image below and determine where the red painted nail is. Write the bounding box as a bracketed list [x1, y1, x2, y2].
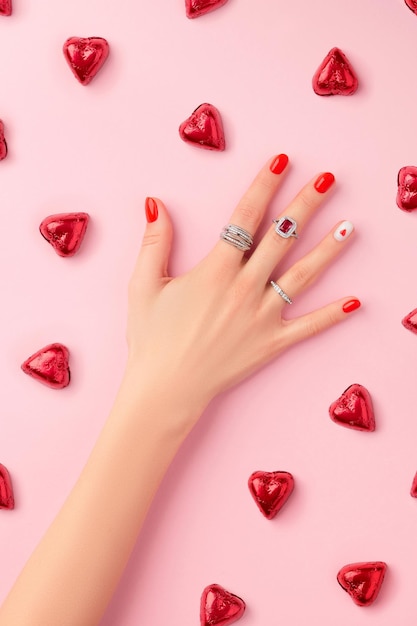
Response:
[343, 299, 361, 313]
[314, 172, 335, 193]
[270, 153, 289, 175]
[145, 197, 158, 223]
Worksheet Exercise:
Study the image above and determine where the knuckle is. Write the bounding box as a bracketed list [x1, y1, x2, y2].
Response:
[236, 200, 261, 227]
[297, 190, 316, 212]
[289, 261, 311, 286]
[141, 232, 161, 248]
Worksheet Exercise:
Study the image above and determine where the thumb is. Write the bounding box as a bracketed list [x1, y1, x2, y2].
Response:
[133, 197, 174, 288]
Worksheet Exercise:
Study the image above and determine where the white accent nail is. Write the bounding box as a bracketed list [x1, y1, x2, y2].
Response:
[333, 220, 354, 242]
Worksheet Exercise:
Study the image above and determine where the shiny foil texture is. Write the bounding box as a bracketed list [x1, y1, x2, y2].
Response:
[179, 103, 225, 151]
[312, 47, 358, 96]
[63, 37, 109, 85]
[0, 120, 7, 160]
[402, 307, 417, 333]
[329, 383, 375, 431]
[248, 470, 294, 519]
[0, 0, 12, 16]
[22, 343, 70, 389]
[0, 464, 14, 510]
[185, 0, 229, 18]
[397, 166, 417, 211]
[40, 212, 90, 257]
[200, 584, 245, 626]
[411, 472, 417, 497]
[337, 562, 387, 606]
[405, 0, 417, 14]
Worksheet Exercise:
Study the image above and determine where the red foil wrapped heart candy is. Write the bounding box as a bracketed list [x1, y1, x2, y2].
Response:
[402, 308, 417, 333]
[185, 0, 229, 18]
[312, 47, 358, 96]
[63, 37, 109, 85]
[22, 343, 70, 389]
[200, 584, 245, 626]
[0, 120, 7, 160]
[248, 470, 294, 519]
[179, 103, 225, 151]
[337, 561, 387, 606]
[0, 464, 14, 510]
[405, 0, 417, 15]
[0, 0, 12, 16]
[410, 472, 417, 497]
[40, 212, 89, 257]
[396, 166, 417, 211]
[329, 384, 375, 431]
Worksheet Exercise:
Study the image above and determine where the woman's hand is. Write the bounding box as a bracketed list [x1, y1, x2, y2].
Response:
[126, 155, 359, 416]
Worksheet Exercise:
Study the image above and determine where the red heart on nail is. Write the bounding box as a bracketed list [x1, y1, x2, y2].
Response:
[0, 464, 14, 510]
[0, 120, 7, 160]
[405, 0, 417, 14]
[185, 0, 229, 18]
[22, 343, 70, 389]
[329, 384, 375, 431]
[0, 0, 12, 16]
[337, 561, 387, 606]
[39, 212, 89, 257]
[248, 471, 294, 519]
[179, 103, 225, 151]
[313, 47, 358, 96]
[200, 584, 245, 626]
[63, 37, 109, 85]
[396, 166, 417, 212]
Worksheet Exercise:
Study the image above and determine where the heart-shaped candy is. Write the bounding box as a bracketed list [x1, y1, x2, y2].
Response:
[396, 166, 417, 211]
[329, 384, 375, 431]
[312, 47, 358, 96]
[337, 561, 387, 606]
[185, 0, 229, 18]
[179, 103, 225, 151]
[39, 212, 89, 257]
[402, 307, 417, 333]
[411, 472, 417, 497]
[0, 463, 14, 510]
[63, 37, 109, 85]
[200, 584, 245, 626]
[0, 0, 12, 16]
[248, 470, 294, 519]
[0, 120, 7, 160]
[22, 343, 70, 389]
[405, 0, 417, 14]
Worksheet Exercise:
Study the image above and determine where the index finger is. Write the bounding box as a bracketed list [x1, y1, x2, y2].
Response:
[214, 154, 290, 264]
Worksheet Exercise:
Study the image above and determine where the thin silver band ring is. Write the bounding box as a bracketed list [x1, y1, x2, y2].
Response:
[270, 280, 293, 305]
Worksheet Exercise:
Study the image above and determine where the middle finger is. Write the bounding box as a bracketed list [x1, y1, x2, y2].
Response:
[244, 171, 335, 286]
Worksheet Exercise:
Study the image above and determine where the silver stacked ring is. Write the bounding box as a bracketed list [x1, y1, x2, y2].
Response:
[270, 280, 293, 305]
[220, 224, 254, 251]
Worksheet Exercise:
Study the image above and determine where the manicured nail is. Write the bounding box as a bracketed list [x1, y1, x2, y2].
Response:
[334, 220, 354, 242]
[145, 197, 158, 223]
[343, 299, 361, 313]
[314, 172, 335, 193]
[270, 154, 289, 175]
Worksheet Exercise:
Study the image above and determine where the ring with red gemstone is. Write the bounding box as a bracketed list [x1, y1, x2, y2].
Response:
[273, 216, 299, 239]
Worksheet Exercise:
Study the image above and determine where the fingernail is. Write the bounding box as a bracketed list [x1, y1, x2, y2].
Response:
[145, 197, 158, 223]
[270, 154, 289, 175]
[343, 298, 361, 313]
[314, 172, 335, 193]
[333, 220, 354, 242]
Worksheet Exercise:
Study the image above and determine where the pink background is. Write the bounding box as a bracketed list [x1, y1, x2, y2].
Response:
[1, 0, 417, 624]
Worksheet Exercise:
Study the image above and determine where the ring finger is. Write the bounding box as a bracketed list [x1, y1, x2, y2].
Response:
[266, 219, 355, 309]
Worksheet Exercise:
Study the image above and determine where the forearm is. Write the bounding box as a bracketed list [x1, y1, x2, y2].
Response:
[0, 370, 200, 626]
